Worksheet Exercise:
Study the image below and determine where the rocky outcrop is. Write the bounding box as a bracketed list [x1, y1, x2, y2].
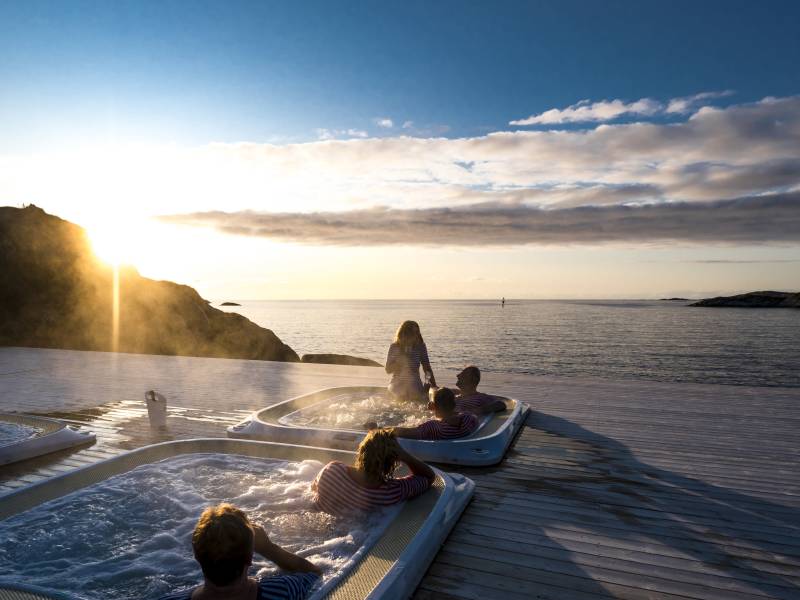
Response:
[690, 291, 800, 308]
[0, 205, 299, 362]
[301, 353, 382, 367]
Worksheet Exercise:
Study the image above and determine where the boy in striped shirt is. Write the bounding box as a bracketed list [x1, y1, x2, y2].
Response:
[392, 387, 479, 440]
[453, 366, 508, 415]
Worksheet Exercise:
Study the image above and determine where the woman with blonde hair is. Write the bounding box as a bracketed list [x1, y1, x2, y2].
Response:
[385, 320, 437, 402]
[311, 429, 435, 517]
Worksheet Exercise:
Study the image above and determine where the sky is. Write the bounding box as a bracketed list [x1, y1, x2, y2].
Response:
[1, 0, 799, 299]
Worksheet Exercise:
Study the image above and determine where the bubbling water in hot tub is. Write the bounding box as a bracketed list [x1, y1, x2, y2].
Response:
[0, 421, 40, 447]
[280, 390, 432, 430]
[0, 454, 400, 599]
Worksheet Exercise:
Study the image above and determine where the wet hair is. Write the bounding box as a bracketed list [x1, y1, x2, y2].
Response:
[354, 428, 400, 483]
[463, 365, 481, 386]
[433, 387, 456, 412]
[394, 320, 424, 352]
[192, 503, 254, 586]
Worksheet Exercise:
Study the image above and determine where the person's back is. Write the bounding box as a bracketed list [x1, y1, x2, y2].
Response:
[312, 429, 435, 517]
[393, 388, 480, 440]
[158, 504, 319, 600]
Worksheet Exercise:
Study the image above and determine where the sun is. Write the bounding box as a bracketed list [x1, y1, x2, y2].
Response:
[88, 218, 147, 267]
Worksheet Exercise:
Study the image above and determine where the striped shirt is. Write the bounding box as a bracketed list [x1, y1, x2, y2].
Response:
[312, 460, 431, 516]
[414, 413, 479, 440]
[158, 572, 319, 600]
[456, 392, 503, 414]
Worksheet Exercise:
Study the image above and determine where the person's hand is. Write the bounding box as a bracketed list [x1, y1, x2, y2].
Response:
[307, 561, 323, 575]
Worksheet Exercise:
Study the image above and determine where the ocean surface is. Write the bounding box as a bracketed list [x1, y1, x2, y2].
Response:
[220, 300, 800, 388]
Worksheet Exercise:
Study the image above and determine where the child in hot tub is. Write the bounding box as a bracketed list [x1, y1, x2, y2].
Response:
[312, 428, 436, 516]
[392, 387, 479, 440]
[159, 503, 320, 600]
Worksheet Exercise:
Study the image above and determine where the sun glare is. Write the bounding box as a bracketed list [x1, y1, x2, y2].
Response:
[89, 223, 138, 267]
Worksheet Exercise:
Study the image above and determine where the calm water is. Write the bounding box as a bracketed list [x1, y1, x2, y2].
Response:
[220, 300, 800, 388]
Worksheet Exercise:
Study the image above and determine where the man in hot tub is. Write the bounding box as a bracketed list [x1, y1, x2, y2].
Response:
[159, 503, 320, 600]
[452, 365, 508, 415]
[392, 387, 479, 440]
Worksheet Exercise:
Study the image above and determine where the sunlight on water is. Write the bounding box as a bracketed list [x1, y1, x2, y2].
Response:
[0, 454, 399, 599]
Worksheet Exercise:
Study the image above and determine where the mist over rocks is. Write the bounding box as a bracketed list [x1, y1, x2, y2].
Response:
[0, 205, 299, 362]
[690, 291, 800, 308]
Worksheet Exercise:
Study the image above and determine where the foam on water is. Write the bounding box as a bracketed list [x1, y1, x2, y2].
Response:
[0, 421, 40, 447]
[0, 454, 400, 599]
[280, 391, 432, 430]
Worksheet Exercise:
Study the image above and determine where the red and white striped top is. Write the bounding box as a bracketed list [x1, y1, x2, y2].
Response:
[414, 412, 479, 440]
[456, 392, 501, 414]
[312, 461, 431, 516]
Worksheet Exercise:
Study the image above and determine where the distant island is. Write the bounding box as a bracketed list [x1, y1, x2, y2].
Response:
[691, 291, 800, 308]
[0, 206, 380, 366]
[220, 301, 241, 306]
[660, 297, 690, 301]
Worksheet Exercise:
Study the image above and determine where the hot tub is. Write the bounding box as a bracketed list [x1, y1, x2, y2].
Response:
[0, 413, 95, 467]
[0, 438, 473, 600]
[228, 386, 529, 466]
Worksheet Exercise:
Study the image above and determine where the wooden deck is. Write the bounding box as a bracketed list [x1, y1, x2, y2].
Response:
[1, 347, 799, 599]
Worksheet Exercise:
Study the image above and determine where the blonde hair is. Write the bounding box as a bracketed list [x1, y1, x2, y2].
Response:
[192, 503, 254, 586]
[394, 320, 424, 352]
[354, 429, 399, 482]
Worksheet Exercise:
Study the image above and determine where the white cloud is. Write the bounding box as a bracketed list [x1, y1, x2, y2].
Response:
[315, 128, 368, 140]
[510, 98, 663, 126]
[666, 90, 735, 114]
[402, 120, 414, 129]
[4, 96, 800, 247]
[512, 91, 736, 126]
[374, 117, 394, 128]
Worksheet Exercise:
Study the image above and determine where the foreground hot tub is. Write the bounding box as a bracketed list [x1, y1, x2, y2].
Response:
[0, 438, 473, 600]
[0, 413, 95, 467]
[228, 386, 529, 466]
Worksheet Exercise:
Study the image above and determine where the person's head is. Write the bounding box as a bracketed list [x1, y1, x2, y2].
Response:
[394, 320, 423, 352]
[192, 503, 254, 587]
[456, 366, 481, 393]
[432, 387, 456, 418]
[354, 428, 400, 482]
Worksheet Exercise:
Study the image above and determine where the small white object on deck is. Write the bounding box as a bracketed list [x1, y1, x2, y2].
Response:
[144, 390, 167, 429]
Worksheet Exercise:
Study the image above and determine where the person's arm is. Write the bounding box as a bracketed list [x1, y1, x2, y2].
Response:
[419, 344, 436, 387]
[385, 343, 401, 375]
[477, 398, 508, 415]
[395, 441, 436, 483]
[391, 425, 424, 439]
[253, 525, 322, 574]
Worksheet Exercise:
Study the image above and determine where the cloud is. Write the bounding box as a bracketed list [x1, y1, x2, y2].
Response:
[511, 91, 735, 126]
[315, 128, 368, 140]
[374, 118, 394, 128]
[510, 98, 662, 125]
[158, 192, 800, 247]
[402, 120, 414, 129]
[666, 90, 735, 114]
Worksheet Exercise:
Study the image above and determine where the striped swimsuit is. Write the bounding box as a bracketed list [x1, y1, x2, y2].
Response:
[158, 572, 319, 600]
[413, 413, 479, 440]
[456, 392, 501, 414]
[386, 342, 432, 398]
[312, 460, 431, 516]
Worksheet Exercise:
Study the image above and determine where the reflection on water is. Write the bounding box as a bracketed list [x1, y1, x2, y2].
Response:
[223, 300, 800, 387]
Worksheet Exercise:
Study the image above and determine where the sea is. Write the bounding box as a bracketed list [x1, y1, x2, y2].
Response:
[219, 300, 800, 388]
